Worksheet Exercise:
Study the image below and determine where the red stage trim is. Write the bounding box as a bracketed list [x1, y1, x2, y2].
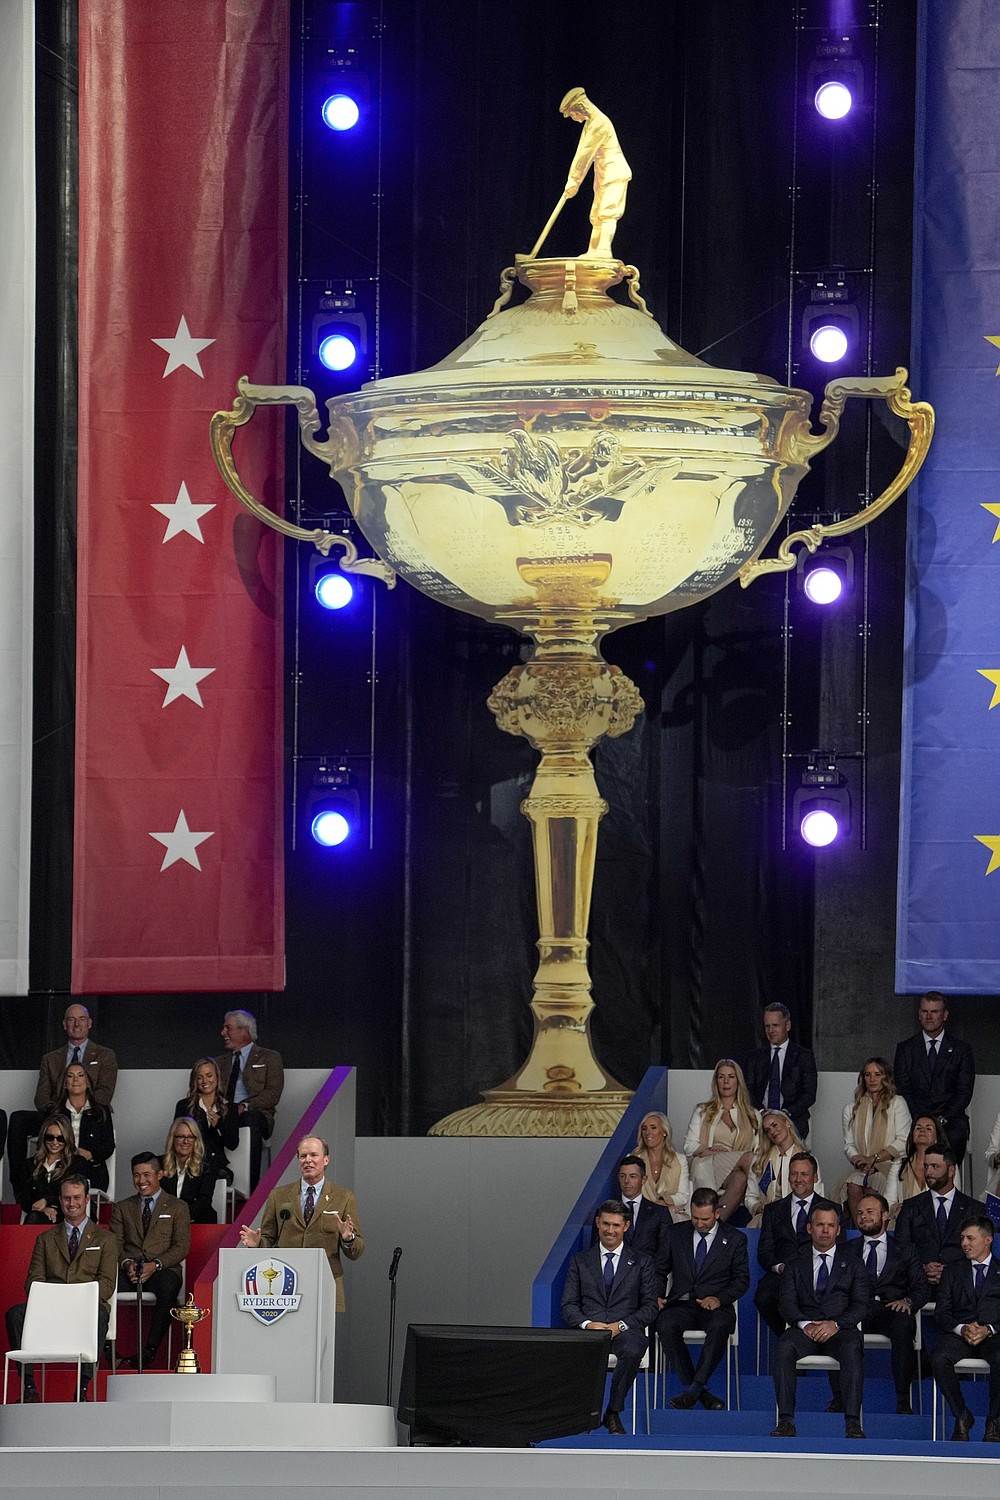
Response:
[73, 0, 289, 992]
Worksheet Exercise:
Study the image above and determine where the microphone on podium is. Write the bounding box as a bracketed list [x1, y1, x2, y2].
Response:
[389, 1246, 403, 1281]
[386, 1246, 403, 1406]
[278, 1208, 291, 1238]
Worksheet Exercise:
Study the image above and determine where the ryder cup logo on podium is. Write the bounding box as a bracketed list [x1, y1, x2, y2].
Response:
[238, 1258, 302, 1324]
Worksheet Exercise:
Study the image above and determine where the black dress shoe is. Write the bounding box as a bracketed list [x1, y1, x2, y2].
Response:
[895, 1400, 913, 1415]
[825, 1396, 844, 1413]
[770, 1417, 796, 1438]
[844, 1420, 866, 1439]
[20, 1383, 39, 1404]
[603, 1409, 626, 1436]
[952, 1408, 974, 1441]
[76, 1380, 90, 1403]
[984, 1419, 1000, 1442]
[698, 1390, 725, 1411]
[669, 1389, 699, 1410]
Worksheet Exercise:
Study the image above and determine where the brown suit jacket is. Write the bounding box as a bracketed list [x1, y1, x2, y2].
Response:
[26, 1220, 118, 1313]
[35, 1041, 118, 1110]
[259, 1180, 363, 1312]
[214, 1045, 283, 1124]
[110, 1191, 191, 1270]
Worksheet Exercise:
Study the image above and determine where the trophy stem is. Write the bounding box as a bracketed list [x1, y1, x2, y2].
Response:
[429, 628, 642, 1136]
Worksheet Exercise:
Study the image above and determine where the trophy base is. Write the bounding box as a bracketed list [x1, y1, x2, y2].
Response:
[427, 1088, 633, 1138]
[174, 1350, 201, 1375]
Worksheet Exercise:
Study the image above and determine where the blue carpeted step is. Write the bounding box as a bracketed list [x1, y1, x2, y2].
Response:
[539, 1429, 992, 1455]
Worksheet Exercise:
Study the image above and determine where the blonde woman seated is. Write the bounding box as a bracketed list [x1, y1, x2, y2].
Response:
[632, 1111, 691, 1221]
[889, 1114, 949, 1213]
[683, 1060, 759, 1221]
[985, 1112, 1000, 1198]
[839, 1056, 910, 1219]
[744, 1108, 819, 1222]
[161, 1116, 218, 1224]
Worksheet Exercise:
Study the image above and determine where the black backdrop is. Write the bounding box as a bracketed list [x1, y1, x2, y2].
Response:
[18, 1, 988, 1138]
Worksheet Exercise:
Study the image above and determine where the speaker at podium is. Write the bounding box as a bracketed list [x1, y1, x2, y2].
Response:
[214, 1248, 336, 1401]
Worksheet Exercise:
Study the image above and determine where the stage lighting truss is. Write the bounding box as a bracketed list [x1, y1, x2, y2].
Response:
[307, 763, 361, 849]
[806, 35, 864, 120]
[796, 544, 854, 606]
[801, 271, 860, 366]
[792, 753, 852, 849]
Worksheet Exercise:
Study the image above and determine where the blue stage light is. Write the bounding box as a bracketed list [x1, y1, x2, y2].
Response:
[322, 93, 361, 131]
[318, 333, 359, 372]
[314, 572, 354, 610]
[802, 564, 844, 606]
[809, 322, 850, 363]
[814, 80, 854, 120]
[800, 808, 841, 847]
[311, 809, 351, 847]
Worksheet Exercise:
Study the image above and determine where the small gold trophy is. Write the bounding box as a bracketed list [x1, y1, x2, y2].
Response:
[170, 1294, 211, 1374]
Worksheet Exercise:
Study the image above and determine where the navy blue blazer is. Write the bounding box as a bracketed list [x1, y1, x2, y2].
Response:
[935, 1253, 1000, 1333]
[561, 1244, 659, 1331]
[892, 1032, 975, 1143]
[844, 1234, 931, 1312]
[778, 1246, 871, 1330]
[661, 1221, 749, 1308]
[743, 1041, 817, 1138]
[894, 1188, 984, 1268]
[758, 1192, 838, 1273]
[590, 1199, 671, 1293]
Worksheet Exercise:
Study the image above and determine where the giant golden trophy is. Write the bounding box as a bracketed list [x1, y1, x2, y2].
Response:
[211, 91, 933, 1138]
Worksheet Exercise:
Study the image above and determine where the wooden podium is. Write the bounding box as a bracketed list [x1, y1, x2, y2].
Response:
[214, 1248, 336, 1402]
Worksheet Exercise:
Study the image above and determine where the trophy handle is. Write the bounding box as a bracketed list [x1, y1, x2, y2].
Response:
[738, 367, 934, 586]
[209, 377, 396, 586]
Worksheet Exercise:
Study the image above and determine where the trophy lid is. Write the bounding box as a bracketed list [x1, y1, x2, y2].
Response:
[349, 258, 791, 404]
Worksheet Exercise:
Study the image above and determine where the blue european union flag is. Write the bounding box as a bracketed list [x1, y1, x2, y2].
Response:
[897, 1, 1000, 991]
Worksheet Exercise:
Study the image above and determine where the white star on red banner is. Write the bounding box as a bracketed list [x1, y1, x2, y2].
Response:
[151, 646, 216, 707]
[149, 811, 215, 872]
[151, 314, 215, 377]
[151, 480, 215, 544]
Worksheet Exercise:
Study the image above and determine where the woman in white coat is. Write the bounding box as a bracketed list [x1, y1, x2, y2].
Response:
[839, 1056, 910, 1217]
[684, 1059, 759, 1221]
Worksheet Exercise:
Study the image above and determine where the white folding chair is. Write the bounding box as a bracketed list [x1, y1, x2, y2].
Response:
[212, 1176, 227, 1223]
[105, 1284, 118, 1373]
[932, 1356, 989, 1440]
[682, 1318, 741, 1409]
[225, 1129, 273, 1216]
[608, 1331, 651, 1435]
[3, 1282, 99, 1403]
[89, 1150, 117, 1221]
[864, 1313, 923, 1413]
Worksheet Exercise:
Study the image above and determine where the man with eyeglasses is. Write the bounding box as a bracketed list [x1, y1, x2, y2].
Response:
[5, 1175, 117, 1402]
[214, 1009, 283, 1192]
[8, 1003, 118, 1196]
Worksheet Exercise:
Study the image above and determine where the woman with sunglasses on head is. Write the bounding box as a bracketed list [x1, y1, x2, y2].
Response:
[43, 1061, 115, 1193]
[161, 1116, 218, 1224]
[18, 1114, 89, 1223]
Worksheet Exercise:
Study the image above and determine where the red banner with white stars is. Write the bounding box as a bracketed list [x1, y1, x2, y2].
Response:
[73, 0, 288, 992]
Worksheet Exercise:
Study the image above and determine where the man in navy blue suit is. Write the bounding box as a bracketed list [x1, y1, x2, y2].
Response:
[562, 1199, 659, 1435]
[615, 1157, 670, 1292]
[655, 1187, 749, 1411]
[893, 992, 975, 1162]
[743, 1004, 817, 1140]
[931, 1214, 1000, 1441]
[894, 1146, 982, 1289]
[755, 1152, 836, 1336]
[832, 1190, 930, 1414]
[771, 1202, 870, 1440]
